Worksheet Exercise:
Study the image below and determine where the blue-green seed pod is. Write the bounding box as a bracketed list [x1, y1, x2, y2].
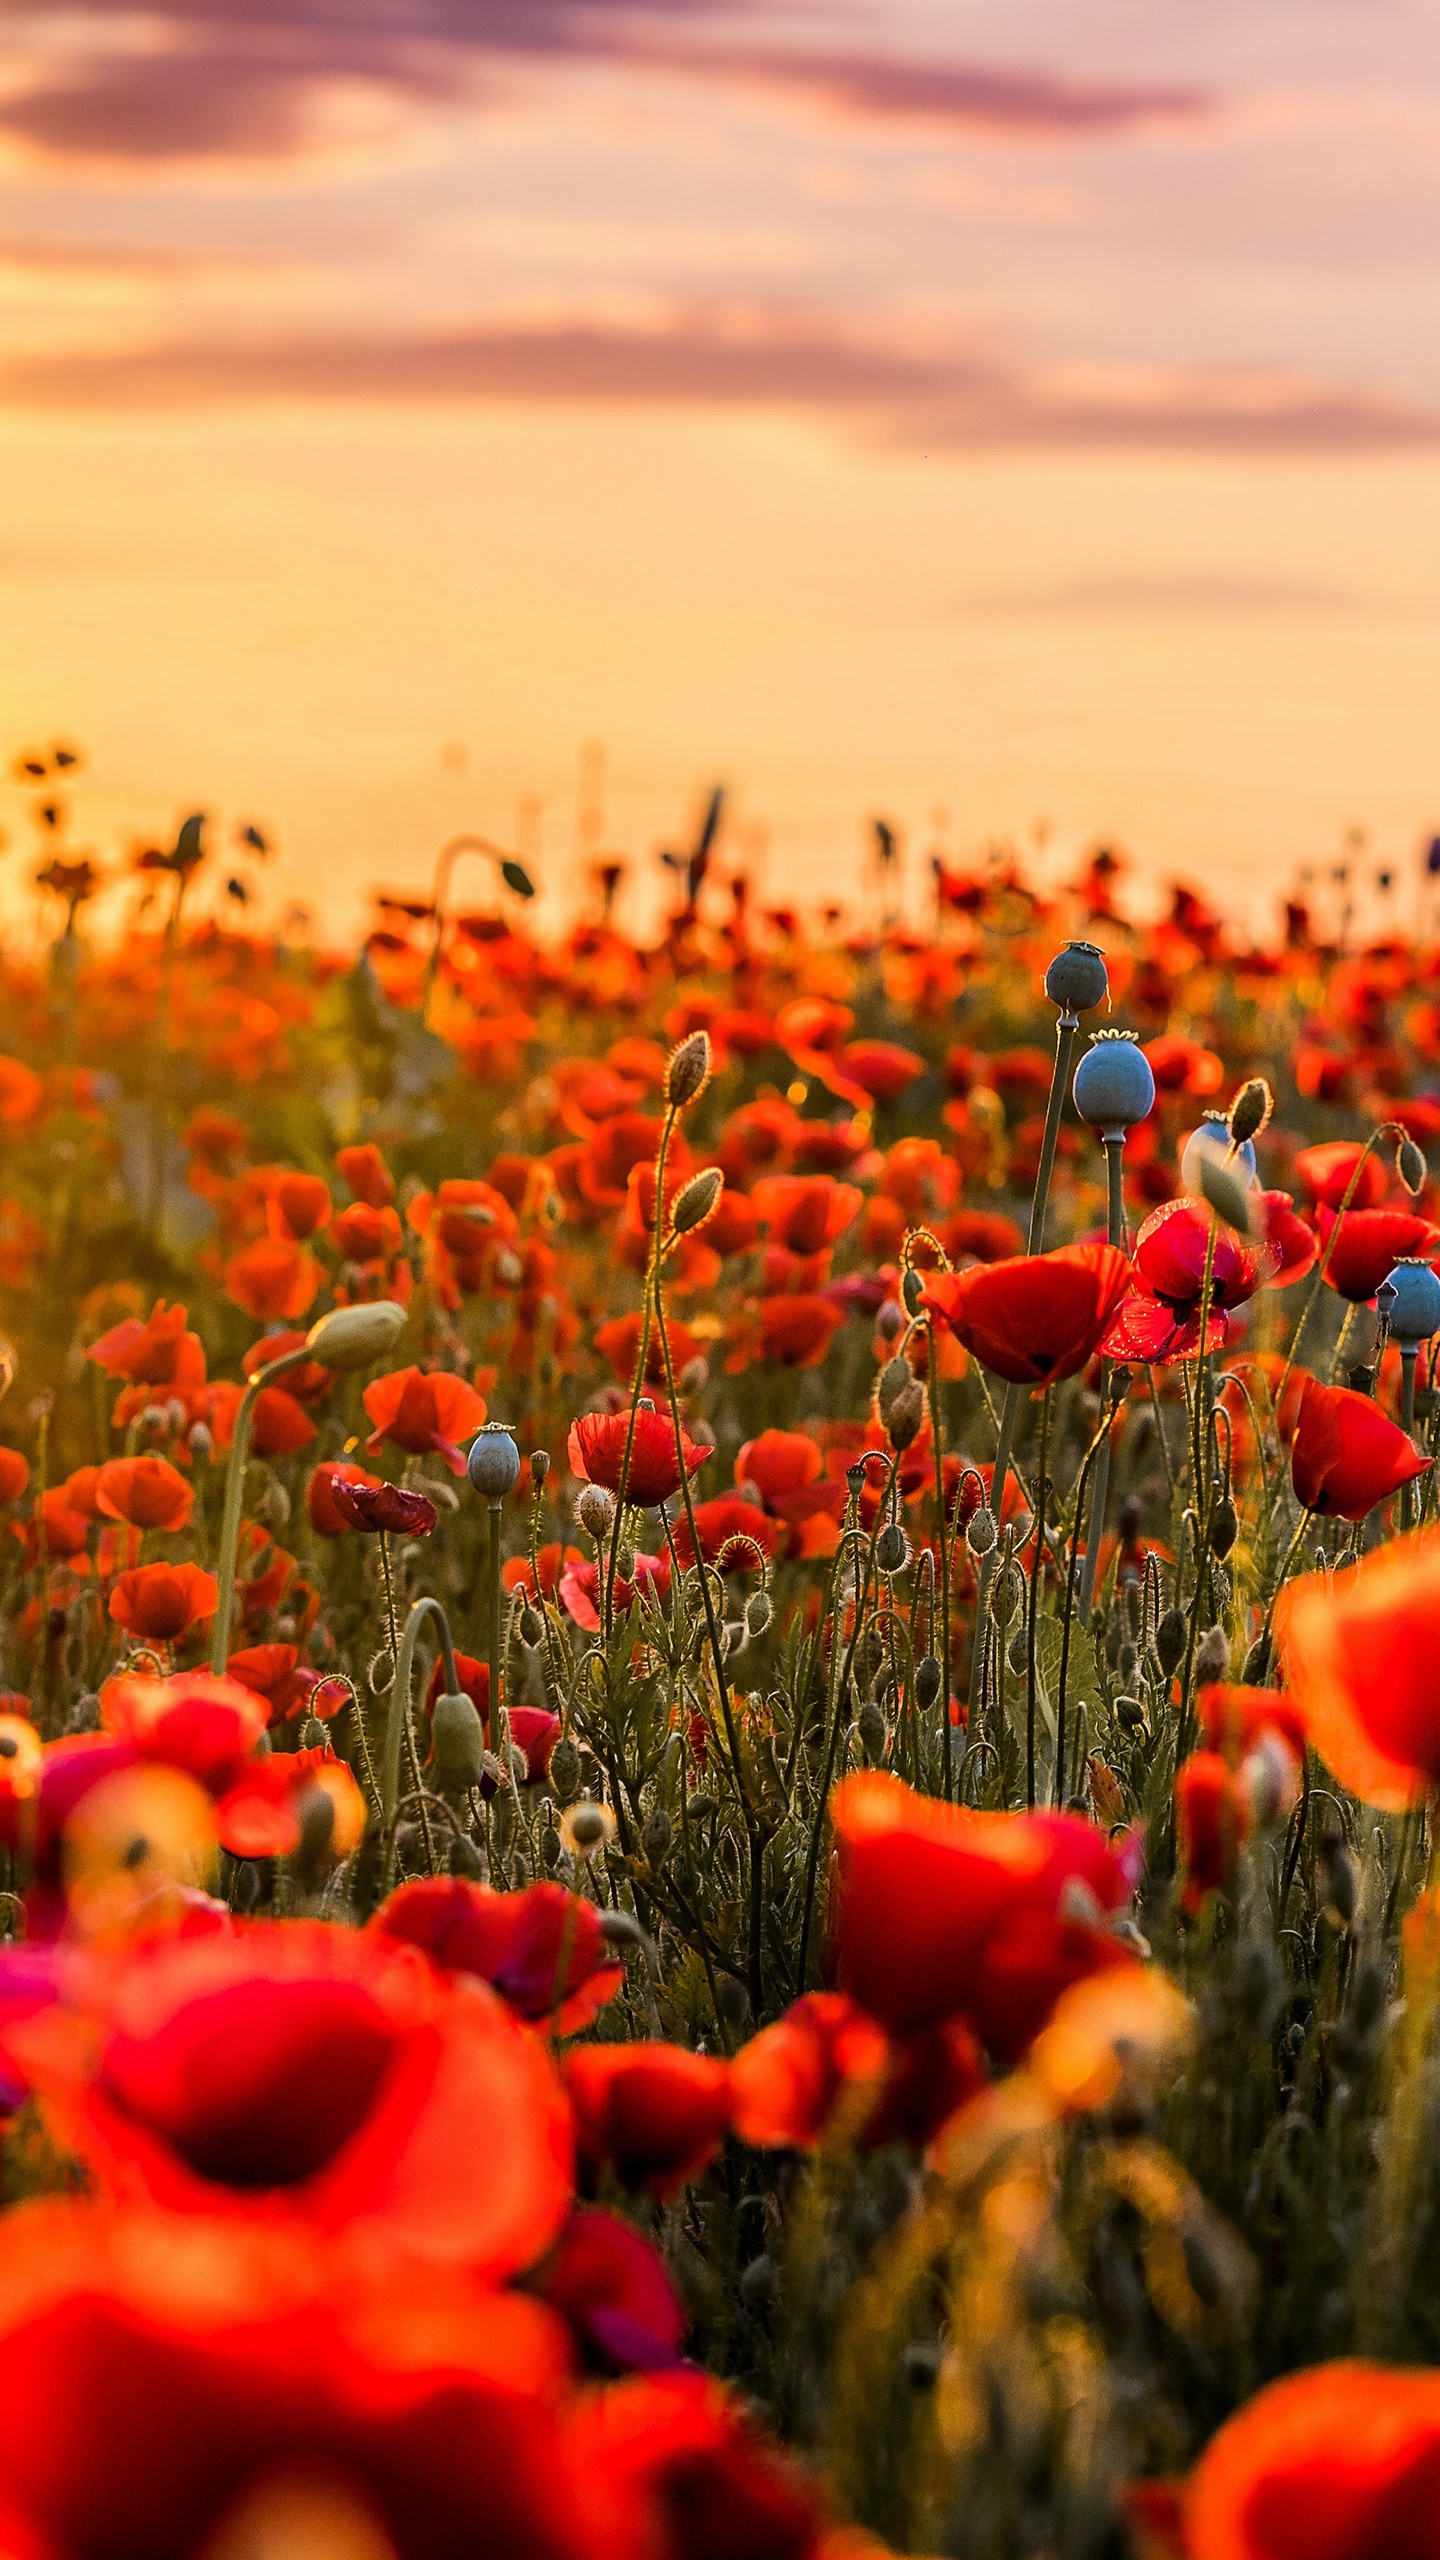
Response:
[1073, 1030, 1155, 1135]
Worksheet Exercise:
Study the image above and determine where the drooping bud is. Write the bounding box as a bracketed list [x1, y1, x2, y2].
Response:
[187, 1420, 213, 1465]
[745, 1588, 772, 1638]
[1194, 1624, 1231, 1684]
[1155, 1605, 1188, 1677]
[1208, 1497, 1238, 1560]
[1227, 1077, 1273, 1148]
[305, 1300, 408, 1373]
[875, 1300, 904, 1342]
[432, 1689, 487, 1789]
[467, 1422, 521, 1500]
[642, 1806, 673, 1865]
[519, 1602, 545, 1648]
[876, 1521, 909, 1574]
[549, 1733, 582, 1803]
[670, 1167, 724, 1235]
[678, 1356, 710, 1395]
[1398, 1134, 1427, 1197]
[664, 1029, 712, 1110]
[858, 1698, 888, 1764]
[901, 1268, 925, 1318]
[876, 1354, 913, 1421]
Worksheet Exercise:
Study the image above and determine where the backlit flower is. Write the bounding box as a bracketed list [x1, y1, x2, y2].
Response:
[568, 1408, 710, 1509]
[1278, 1529, 1440, 1808]
[94, 1456, 194, 1534]
[108, 1561, 218, 1644]
[372, 1877, 623, 2035]
[363, 1367, 487, 1475]
[1288, 1373, 1429, 1520]
[1316, 1204, 1440, 1304]
[565, 2044, 732, 2199]
[1186, 2360, 1440, 2560]
[925, 1241, 1131, 1386]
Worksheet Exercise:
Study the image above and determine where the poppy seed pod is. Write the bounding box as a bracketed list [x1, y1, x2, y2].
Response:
[304, 1299, 408, 1372]
[1181, 1113, 1258, 1194]
[432, 1688, 487, 1788]
[1379, 1257, 1440, 1346]
[670, 1167, 724, 1235]
[467, 1423, 521, 1500]
[1044, 939, 1109, 1017]
[664, 1028, 712, 1109]
[1073, 1030, 1156, 1135]
[529, 1446, 550, 1487]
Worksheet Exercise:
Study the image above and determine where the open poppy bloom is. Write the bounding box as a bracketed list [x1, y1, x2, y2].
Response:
[735, 1430, 824, 1509]
[222, 1235, 323, 1322]
[536, 2205, 685, 2374]
[267, 1170, 332, 1240]
[730, 1993, 889, 2151]
[569, 2370, 828, 2560]
[87, 1298, 205, 1387]
[371, 1878, 623, 2035]
[1101, 1202, 1278, 1364]
[224, 1643, 318, 1725]
[565, 2043, 732, 2199]
[925, 1241, 1130, 1386]
[568, 1407, 710, 1509]
[594, 1311, 702, 1389]
[1175, 1752, 1246, 1912]
[0, 2200, 603, 2560]
[1255, 1192, 1318, 1289]
[750, 1175, 864, 1257]
[839, 1038, 925, 1103]
[94, 1456, 195, 1534]
[1316, 1204, 1440, 1303]
[754, 1293, 847, 1368]
[108, 1561, 218, 1644]
[1288, 1373, 1429, 1520]
[1293, 1139, 1390, 1211]
[1185, 2359, 1440, 2560]
[829, 1773, 1138, 2063]
[206, 1379, 317, 1459]
[308, 1458, 384, 1536]
[559, 1550, 672, 1629]
[1278, 1530, 1440, 1808]
[328, 1477, 438, 1537]
[363, 1368, 487, 1476]
[4, 1922, 572, 2276]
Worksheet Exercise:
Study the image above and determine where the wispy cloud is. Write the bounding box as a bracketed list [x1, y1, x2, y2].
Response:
[0, 2, 1213, 166]
[961, 572, 1364, 619]
[4, 311, 1433, 455]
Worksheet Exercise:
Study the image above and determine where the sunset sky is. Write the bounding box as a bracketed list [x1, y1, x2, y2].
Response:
[1, 0, 1438, 937]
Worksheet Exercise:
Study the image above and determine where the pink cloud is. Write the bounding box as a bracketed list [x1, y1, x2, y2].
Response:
[2, 311, 1431, 455]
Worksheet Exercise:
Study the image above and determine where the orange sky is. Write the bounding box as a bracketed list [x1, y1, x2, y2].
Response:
[1, 2, 1438, 940]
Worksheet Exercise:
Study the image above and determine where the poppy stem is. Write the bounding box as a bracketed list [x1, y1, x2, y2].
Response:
[1027, 1015, 1080, 1254]
[604, 1103, 677, 1640]
[1078, 1132, 1130, 1618]
[924, 1319, 954, 1800]
[1401, 1348, 1420, 1533]
[966, 1381, 1020, 1732]
[487, 1494, 508, 1772]
[1025, 1387, 1052, 1809]
[209, 1343, 311, 1676]
[1056, 1388, 1122, 1809]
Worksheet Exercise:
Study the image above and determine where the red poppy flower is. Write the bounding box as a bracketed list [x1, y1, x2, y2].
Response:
[925, 1242, 1131, 1386]
[1316, 1204, 1440, 1303]
[240, 1329, 334, 1402]
[1186, 2360, 1440, 2560]
[329, 1477, 438, 1537]
[669, 1497, 783, 1572]
[94, 1456, 194, 1534]
[729, 1992, 889, 2151]
[9, 1922, 571, 2274]
[333, 1199, 404, 1262]
[754, 1294, 846, 1368]
[941, 1208, 1025, 1265]
[267, 1171, 331, 1241]
[594, 1311, 703, 1389]
[1255, 1191, 1318, 1289]
[559, 1550, 672, 1630]
[363, 1368, 487, 1476]
[372, 1878, 623, 2035]
[735, 1429, 824, 1508]
[225, 1643, 317, 1725]
[829, 1772, 1137, 2062]
[859, 2016, 988, 2151]
[86, 1299, 205, 1388]
[750, 1175, 863, 1256]
[570, 2371, 825, 2560]
[565, 2044, 732, 2199]
[1197, 1684, 1308, 1769]
[840, 1039, 926, 1103]
[568, 1408, 710, 1509]
[1175, 1752, 1245, 1912]
[0, 2201, 599, 2560]
[308, 1458, 383, 1536]
[537, 2206, 685, 2374]
[1102, 1202, 1278, 1363]
[1278, 1530, 1440, 1809]
[1294, 1139, 1389, 1211]
[1142, 1033, 1224, 1096]
[99, 1671, 269, 1795]
[337, 1140, 395, 1207]
[206, 1379, 317, 1459]
[0, 1446, 27, 1503]
[222, 1236, 323, 1322]
[1288, 1373, 1429, 1520]
[108, 1561, 219, 1643]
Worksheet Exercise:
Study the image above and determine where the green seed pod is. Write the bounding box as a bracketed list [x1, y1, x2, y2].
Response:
[432, 1689, 486, 1790]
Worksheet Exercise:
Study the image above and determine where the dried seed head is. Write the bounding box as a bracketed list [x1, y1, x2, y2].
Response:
[670, 1167, 724, 1236]
[1227, 1078, 1273, 1147]
[529, 1447, 550, 1488]
[664, 1029, 712, 1110]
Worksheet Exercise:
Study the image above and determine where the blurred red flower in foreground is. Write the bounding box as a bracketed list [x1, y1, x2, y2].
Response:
[371, 1877, 622, 2035]
[1184, 2359, 1440, 2560]
[925, 1242, 1130, 1385]
[1279, 1529, 1440, 1809]
[1175, 1752, 1245, 1912]
[537, 2205, 685, 2374]
[570, 2370, 829, 2560]
[566, 2043, 732, 2199]
[1288, 1373, 1429, 1520]
[729, 1992, 889, 2151]
[6, 1922, 571, 2275]
[569, 1407, 710, 1508]
[829, 1772, 1138, 2062]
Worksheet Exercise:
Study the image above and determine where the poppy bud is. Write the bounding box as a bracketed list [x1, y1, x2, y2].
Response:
[967, 1505, 997, 1557]
[612, 1541, 636, 1585]
[1194, 1624, 1231, 1683]
[540, 1820, 561, 1870]
[1228, 1077, 1273, 1147]
[678, 1356, 710, 1394]
[1116, 1694, 1147, 1731]
[886, 1382, 926, 1452]
[298, 1714, 327, 1750]
[1209, 1497, 1238, 1559]
[846, 1460, 869, 1498]
[745, 1588, 772, 1637]
[1044, 938, 1109, 1017]
[915, 1654, 942, 1711]
[642, 1806, 673, 1865]
[432, 1688, 486, 1789]
[876, 1521, 909, 1574]
[670, 1168, 724, 1235]
[990, 1564, 1022, 1630]
[530, 1447, 550, 1487]
[450, 1832, 485, 1879]
[520, 1602, 545, 1647]
[1156, 1605, 1188, 1676]
[187, 1420, 213, 1464]
[741, 2254, 781, 2313]
[561, 1797, 617, 1861]
[305, 1299, 408, 1372]
[1241, 1632, 1272, 1684]
[576, 1484, 614, 1540]
[664, 1029, 712, 1109]
[1073, 1029, 1155, 1135]
[875, 1300, 904, 1341]
[877, 1354, 913, 1419]
[1007, 1624, 1028, 1676]
[901, 1268, 925, 1317]
[468, 1423, 521, 1500]
[549, 1733, 582, 1803]
[858, 1697, 888, 1764]
[1399, 1134, 1427, 1197]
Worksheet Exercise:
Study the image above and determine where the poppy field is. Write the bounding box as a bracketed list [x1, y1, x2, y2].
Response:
[5, 811, 1440, 2558]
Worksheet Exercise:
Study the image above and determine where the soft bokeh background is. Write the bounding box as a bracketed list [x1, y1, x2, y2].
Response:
[1, 0, 1437, 937]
